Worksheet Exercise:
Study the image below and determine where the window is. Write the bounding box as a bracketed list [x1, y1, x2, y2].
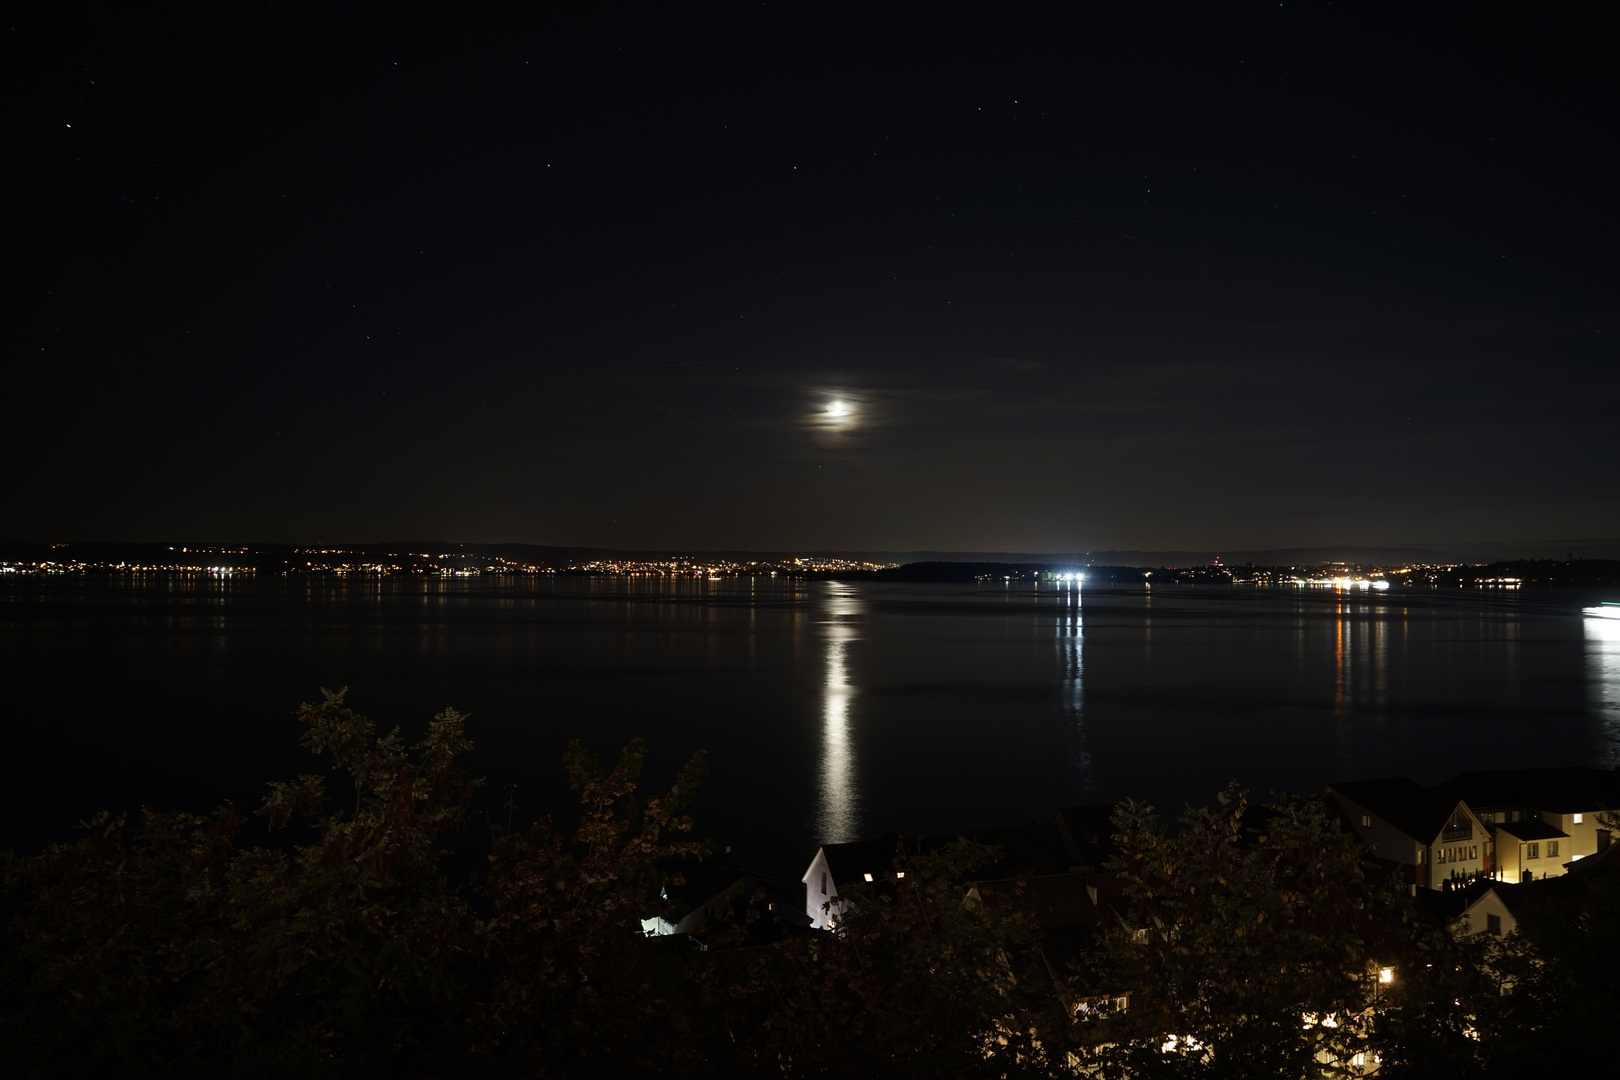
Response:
[1486, 913, 1501, 933]
[820, 873, 827, 895]
[1548, 841, 1559, 857]
[1527, 843, 1539, 859]
[1482, 812, 1495, 823]
[1360, 814, 1371, 828]
[1574, 813, 1583, 824]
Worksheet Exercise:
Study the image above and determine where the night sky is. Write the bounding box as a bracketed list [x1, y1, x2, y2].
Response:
[9, 4, 1617, 553]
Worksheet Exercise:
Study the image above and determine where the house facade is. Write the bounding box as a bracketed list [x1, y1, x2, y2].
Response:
[1491, 819, 1571, 883]
[800, 834, 905, 929]
[1326, 777, 1490, 890]
[1433, 767, 1620, 876]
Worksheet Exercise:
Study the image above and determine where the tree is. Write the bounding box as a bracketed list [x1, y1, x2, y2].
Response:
[692, 837, 1072, 1078]
[0, 687, 482, 1077]
[471, 735, 710, 1076]
[1460, 866, 1620, 1074]
[1071, 785, 1461, 1078]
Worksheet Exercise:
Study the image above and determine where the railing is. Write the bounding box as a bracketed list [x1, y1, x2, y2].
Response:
[1441, 827, 1473, 847]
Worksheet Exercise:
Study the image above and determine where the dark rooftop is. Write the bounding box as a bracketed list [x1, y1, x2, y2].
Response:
[1326, 777, 1463, 840]
[1432, 767, 1620, 813]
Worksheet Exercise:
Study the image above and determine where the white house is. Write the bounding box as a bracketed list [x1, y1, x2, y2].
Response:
[800, 834, 907, 929]
[1326, 776, 1490, 890]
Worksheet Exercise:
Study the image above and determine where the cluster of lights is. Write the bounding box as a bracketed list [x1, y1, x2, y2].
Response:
[1292, 577, 1393, 590]
[0, 561, 256, 575]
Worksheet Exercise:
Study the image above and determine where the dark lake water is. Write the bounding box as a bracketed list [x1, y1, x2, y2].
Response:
[3, 575, 1617, 877]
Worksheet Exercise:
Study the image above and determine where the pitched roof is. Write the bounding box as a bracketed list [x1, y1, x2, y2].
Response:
[1327, 776, 1461, 840]
[1412, 880, 1488, 927]
[815, 833, 909, 885]
[1473, 874, 1596, 919]
[951, 822, 1076, 877]
[1567, 839, 1620, 874]
[969, 873, 1100, 925]
[814, 823, 1078, 888]
[1052, 803, 1120, 867]
[1432, 767, 1620, 813]
[966, 872, 1104, 970]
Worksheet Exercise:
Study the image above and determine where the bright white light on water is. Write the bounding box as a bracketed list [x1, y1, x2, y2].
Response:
[817, 582, 862, 843]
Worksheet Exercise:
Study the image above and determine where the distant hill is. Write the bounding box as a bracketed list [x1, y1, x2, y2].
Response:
[7, 538, 1618, 569]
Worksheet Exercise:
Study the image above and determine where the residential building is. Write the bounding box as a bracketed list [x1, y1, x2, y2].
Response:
[1052, 803, 1120, 873]
[1326, 776, 1490, 890]
[1431, 767, 1620, 878]
[800, 833, 909, 929]
[644, 858, 811, 940]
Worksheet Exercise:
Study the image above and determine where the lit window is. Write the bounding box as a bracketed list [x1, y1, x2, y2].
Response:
[895, 871, 905, 879]
[1379, 967, 1394, 984]
[1527, 843, 1539, 859]
[1482, 812, 1494, 823]
[1360, 814, 1371, 828]
[863, 873, 873, 882]
[1548, 841, 1559, 857]
[1573, 813, 1583, 824]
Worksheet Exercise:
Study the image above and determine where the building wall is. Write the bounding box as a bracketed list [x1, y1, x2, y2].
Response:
[1495, 834, 1567, 882]
[801, 849, 839, 929]
[1430, 832, 1484, 884]
[1328, 792, 1426, 868]
[1428, 802, 1489, 886]
[1541, 810, 1607, 862]
[1459, 890, 1516, 936]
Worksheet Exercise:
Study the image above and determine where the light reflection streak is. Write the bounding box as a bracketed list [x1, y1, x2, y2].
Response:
[1056, 577, 1098, 796]
[1587, 614, 1620, 766]
[1329, 599, 1398, 772]
[815, 581, 862, 843]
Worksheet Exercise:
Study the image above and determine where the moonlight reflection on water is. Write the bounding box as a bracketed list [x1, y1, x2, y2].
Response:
[816, 581, 862, 844]
[1587, 613, 1620, 766]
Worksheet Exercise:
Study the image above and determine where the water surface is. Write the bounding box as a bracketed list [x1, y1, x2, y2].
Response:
[3, 575, 1615, 875]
